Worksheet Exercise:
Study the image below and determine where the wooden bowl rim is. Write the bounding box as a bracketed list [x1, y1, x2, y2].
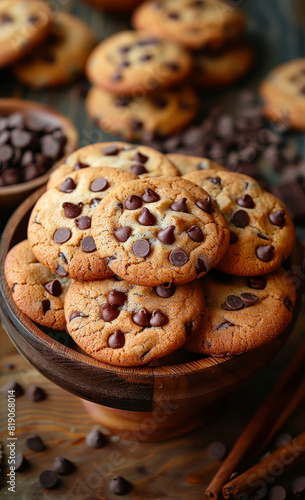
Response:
[0, 98, 78, 196]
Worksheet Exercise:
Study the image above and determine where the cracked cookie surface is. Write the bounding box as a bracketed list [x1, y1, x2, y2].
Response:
[184, 170, 296, 276]
[28, 167, 138, 281]
[166, 153, 227, 176]
[4, 240, 70, 330]
[91, 176, 230, 286]
[186, 267, 296, 356]
[64, 277, 205, 366]
[47, 142, 178, 189]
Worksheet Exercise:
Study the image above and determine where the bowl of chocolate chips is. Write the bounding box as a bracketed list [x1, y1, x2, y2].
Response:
[0, 98, 78, 207]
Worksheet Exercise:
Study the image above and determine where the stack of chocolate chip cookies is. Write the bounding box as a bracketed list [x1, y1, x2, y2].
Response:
[5, 142, 297, 366]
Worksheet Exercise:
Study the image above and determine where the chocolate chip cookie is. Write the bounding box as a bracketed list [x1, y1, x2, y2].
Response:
[186, 267, 296, 356]
[260, 58, 305, 131]
[184, 170, 296, 276]
[0, 0, 53, 68]
[64, 277, 205, 366]
[47, 142, 178, 189]
[4, 240, 70, 330]
[166, 153, 227, 176]
[132, 0, 245, 50]
[91, 177, 230, 286]
[86, 30, 192, 94]
[13, 12, 96, 89]
[28, 167, 138, 281]
[86, 85, 198, 141]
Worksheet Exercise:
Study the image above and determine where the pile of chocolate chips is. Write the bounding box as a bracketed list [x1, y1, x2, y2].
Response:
[0, 112, 67, 186]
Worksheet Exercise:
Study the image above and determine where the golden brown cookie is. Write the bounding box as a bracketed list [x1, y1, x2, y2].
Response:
[184, 170, 296, 276]
[47, 142, 178, 189]
[91, 176, 230, 286]
[64, 278, 205, 366]
[166, 153, 227, 176]
[86, 85, 198, 141]
[4, 240, 70, 330]
[28, 167, 138, 281]
[186, 268, 296, 357]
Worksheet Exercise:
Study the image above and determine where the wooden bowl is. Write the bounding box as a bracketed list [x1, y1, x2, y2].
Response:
[0, 188, 303, 440]
[0, 99, 78, 208]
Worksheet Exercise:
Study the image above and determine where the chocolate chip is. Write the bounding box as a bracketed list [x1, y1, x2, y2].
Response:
[130, 163, 147, 175]
[225, 295, 244, 311]
[230, 231, 238, 244]
[151, 95, 167, 109]
[53, 228, 71, 244]
[166, 61, 180, 71]
[187, 225, 204, 242]
[109, 476, 132, 496]
[247, 276, 267, 289]
[112, 72, 123, 81]
[133, 308, 151, 327]
[169, 248, 188, 266]
[142, 188, 160, 203]
[101, 304, 120, 322]
[269, 210, 286, 227]
[217, 321, 234, 330]
[138, 207, 156, 226]
[53, 457, 75, 475]
[45, 279, 62, 297]
[291, 477, 305, 496]
[240, 292, 258, 307]
[284, 297, 293, 311]
[26, 434, 46, 452]
[3, 381, 24, 398]
[150, 309, 168, 326]
[74, 161, 89, 170]
[269, 486, 286, 500]
[62, 202, 82, 219]
[108, 291, 127, 307]
[75, 216, 91, 230]
[125, 195, 142, 210]
[103, 145, 119, 156]
[130, 119, 143, 131]
[168, 11, 180, 19]
[157, 225, 175, 244]
[56, 265, 68, 277]
[81, 236, 96, 253]
[11, 129, 31, 148]
[196, 257, 207, 274]
[208, 442, 227, 461]
[0, 13, 13, 24]
[113, 226, 131, 242]
[237, 194, 254, 209]
[0, 144, 13, 162]
[42, 299, 51, 314]
[196, 197, 212, 214]
[90, 198, 101, 208]
[108, 329, 125, 349]
[171, 198, 189, 213]
[114, 95, 131, 107]
[209, 176, 222, 186]
[256, 245, 274, 262]
[26, 386, 46, 402]
[69, 311, 88, 321]
[39, 470, 58, 489]
[232, 210, 249, 228]
[86, 428, 107, 448]
[15, 453, 28, 472]
[90, 177, 108, 192]
[155, 283, 175, 298]
[41, 135, 61, 160]
[59, 252, 68, 264]
[59, 177, 76, 193]
[133, 239, 151, 257]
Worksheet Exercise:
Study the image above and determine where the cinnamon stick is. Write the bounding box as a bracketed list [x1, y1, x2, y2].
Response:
[222, 431, 305, 499]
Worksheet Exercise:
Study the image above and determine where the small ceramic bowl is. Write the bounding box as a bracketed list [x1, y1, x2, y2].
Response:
[0, 98, 78, 208]
[0, 188, 303, 440]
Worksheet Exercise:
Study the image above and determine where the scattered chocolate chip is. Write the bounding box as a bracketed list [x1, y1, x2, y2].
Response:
[114, 95, 131, 107]
[268, 210, 286, 227]
[42, 299, 51, 314]
[53, 228, 71, 244]
[138, 207, 156, 226]
[132, 152, 148, 165]
[169, 248, 188, 266]
[230, 231, 238, 244]
[171, 198, 189, 213]
[0, 144, 13, 162]
[109, 475, 132, 496]
[59, 251, 68, 264]
[44, 279, 62, 297]
[125, 195, 142, 210]
[166, 61, 180, 71]
[81, 236, 96, 253]
[26, 385, 46, 402]
[74, 161, 89, 170]
[237, 194, 255, 209]
[284, 297, 293, 312]
[59, 177, 76, 193]
[217, 321, 234, 330]
[90, 177, 108, 192]
[208, 176, 221, 186]
[208, 442, 227, 461]
[103, 145, 119, 156]
[256, 245, 274, 262]
[26, 434, 46, 452]
[75, 216, 91, 230]
[108, 329, 125, 349]
[101, 304, 120, 322]
[90, 198, 101, 208]
[151, 95, 167, 109]
[113, 226, 131, 242]
[86, 429, 108, 448]
[269, 485, 286, 500]
[247, 276, 267, 289]
[275, 433, 292, 448]
[225, 295, 244, 311]
[240, 293, 258, 307]
[130, 163, 147, 175]
[232, 210, 249, 228]
[196, 197, 212, 214]
[168, 11, 180, 19]
[157, 225, 175, 244]
[0, 13, 13, 24]
[15, 453, 28, 472]
[257, 233, 269, 240]
[187, 225, 204, 242]
[196, 257, 207, 274]
[108, 291, 127, 307]
[291, 477, 305, 496]
[56, 265, 68, 277]
[62, 202, 82, 219]
[53, 457, 75, 475]
[150, 309, 168, 327]
[133, 239, 151, 257]
[155, 283, 175, 298]
[133, 308, 151, 327]
[69, 311, 88, 321]
[39, 470, 58, 489]
[142, 188, 160, 203]
[3, 381, 24, 398]
[130, 119, 143, 131]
